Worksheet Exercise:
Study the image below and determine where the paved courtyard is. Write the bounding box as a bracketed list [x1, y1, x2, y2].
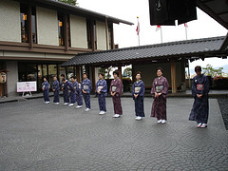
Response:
[0, 97, 227, 171]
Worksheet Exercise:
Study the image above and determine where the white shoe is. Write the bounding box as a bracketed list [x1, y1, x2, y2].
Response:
[197, 123, 202, 128]
[113, 114, 120, 118]
[54, 102, 59, 105]
[135, 116, 142, 120]
[99, 111, 106, 115]
[161, 120, 166, 124]
[201, 123, 207, 128]
[85, 108, 90, 112]
[157, 120, 162, 123]
[64, 103, 68, 105]
[68, 103, 74, 107]
[45, 101, 50, 104]
[76, 105, 82, 108]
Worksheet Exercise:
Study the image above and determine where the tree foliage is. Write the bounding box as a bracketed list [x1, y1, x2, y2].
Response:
[202, 64, 223, 77]
[58, 0, 78, 6]
[99, 66, 112, 79]
[123, 67, 132, 77]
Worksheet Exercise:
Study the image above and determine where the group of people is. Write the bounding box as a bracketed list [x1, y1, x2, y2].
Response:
[42, 66, 210, 128]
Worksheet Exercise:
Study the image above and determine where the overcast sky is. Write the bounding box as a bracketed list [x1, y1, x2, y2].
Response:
[77, 0, 228, 73]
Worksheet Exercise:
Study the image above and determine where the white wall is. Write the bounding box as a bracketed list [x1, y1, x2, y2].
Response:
[6, 61, 18, 96]
[96, 21, 107, 50]
[0, 0, 21, 42]
[36, 7, 58, 46]
[70, 15, 88, 49]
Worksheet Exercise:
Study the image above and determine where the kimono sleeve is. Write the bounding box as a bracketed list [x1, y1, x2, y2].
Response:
[151, 79, 156, 94]
[191, 77, 197, 97]
[140, 81, 145, 96]
[161, 78, 169, 95]
[203, 76, 210, 95]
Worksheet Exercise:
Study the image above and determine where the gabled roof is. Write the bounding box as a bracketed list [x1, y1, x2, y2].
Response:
[197, 0, 228, 29]
[15, 0, 133, 25]
[62, 36, 227, 66]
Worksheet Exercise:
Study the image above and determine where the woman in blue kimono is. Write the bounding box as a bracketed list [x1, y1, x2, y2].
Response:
[68, 76, 77, 107]
[42, 76, 50, 104]
[189, 66, 210, 128]
[52, 75, 60, 104]
[96, 73, 107, 115]
[132, 72, 145, 120]
[76, 81, 83, 108]
[82, 73, 92, 111]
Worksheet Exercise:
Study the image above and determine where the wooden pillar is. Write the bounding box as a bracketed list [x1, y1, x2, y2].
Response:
[76, 66, 81, 82]
[90, 66, 96, 93]
[171, 62, 177, 93]
[118, 64, 122, 79]
[64, 14, 69, 51]
[105, 18, 109, 50]
[132, 63, 136, 83]
[28, 4, 33, 49]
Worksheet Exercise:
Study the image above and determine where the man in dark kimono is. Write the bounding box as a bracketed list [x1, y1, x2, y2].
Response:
[132, 72, 145, 120]
[62, 78, 70, 105]
[96, 73, 107, 115]
[76, 81, 83, 108]
[68, 76, 77, 107]
[110, 70, 123, 118]
[52, 75, 60, 104]
[151, 68, 169, 124]
[42, 76, 50, 104]
[60, 74, 69, 105]
[189, 66, 210, 128]
[82, 73, 92, 111]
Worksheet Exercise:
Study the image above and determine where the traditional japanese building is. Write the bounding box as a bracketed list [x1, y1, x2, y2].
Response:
[0, 0, 133, 97]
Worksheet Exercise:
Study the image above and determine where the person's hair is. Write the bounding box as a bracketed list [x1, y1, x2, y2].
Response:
[83, 73, 88, 77]
[71, 76, 77, 80]
[43, 76, 47, 80]
[113, 70, 119, 76]
[156, 67, 164, 73]
[62, 78, 66, 82]
[53, 75, 57, 78]
[99, 73, 105, 77]
[60, 74, 65, 77]
[195, 66, 202, 72]
[136, 71, 142, 77]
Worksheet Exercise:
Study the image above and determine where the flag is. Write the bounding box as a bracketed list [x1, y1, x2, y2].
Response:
[156, 25, 161, 31]
[136, 20, 140, 35]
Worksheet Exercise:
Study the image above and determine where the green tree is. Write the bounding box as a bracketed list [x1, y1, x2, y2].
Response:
[58, 0, 78, 6]
[123, 67, 132, 77]
[99, 66, 112, 79]
[202, 64, 223, 77]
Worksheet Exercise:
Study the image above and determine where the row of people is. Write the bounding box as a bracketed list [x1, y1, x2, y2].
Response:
[42, 66, 210, 128]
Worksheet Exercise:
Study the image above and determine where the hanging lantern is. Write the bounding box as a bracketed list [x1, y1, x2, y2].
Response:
[23, 14, 27, 21]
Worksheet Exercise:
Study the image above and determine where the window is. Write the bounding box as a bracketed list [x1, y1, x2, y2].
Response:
[20, 4, 37, 43]
[87, 19, 97, 50]
[20, 4, 29, 43]
[58, 13, 65, 46]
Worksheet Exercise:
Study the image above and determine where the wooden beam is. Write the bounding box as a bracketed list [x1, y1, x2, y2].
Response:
[105, 18, 109, 50]
[171, 62, 177, 93]
[118, 64, 122, 79]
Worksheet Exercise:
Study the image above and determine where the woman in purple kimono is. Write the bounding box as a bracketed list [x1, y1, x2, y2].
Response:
[110, 70, 123, 118]
[151, 68, 169, 124]
[189, 66, 209, 128]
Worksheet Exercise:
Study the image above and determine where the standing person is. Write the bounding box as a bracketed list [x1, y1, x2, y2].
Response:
[42, 76, 50, 104]
[69, 76, 77, 107]
[132, 72, 145, 120]
[76, 80, 83, 108]
[151, 68, 169, 124]
[60, 74, 68, 105]
[62, 78, 70, 105]
[82, 73, 92, 111]
[110, 70, 123, 118]
[96, 73, 107, 115]
[52, 75, 60, 104]
[189, 66, 210, 128]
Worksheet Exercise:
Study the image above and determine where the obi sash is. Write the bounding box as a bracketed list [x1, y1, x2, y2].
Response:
[134, 86, 141, 93]
[155, 85, 164, 93]
[83, 85, 89, 90]
[97, 86, 103, 92]
[197, 84, 204, 91]
[111, 85, 117, 92]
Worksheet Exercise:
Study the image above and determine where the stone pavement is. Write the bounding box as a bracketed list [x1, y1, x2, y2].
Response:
[0, 97, 227, 171]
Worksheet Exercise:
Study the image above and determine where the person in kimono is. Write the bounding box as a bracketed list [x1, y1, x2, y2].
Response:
[82, 73, 92, 111]
[76, 80, 83, 108]
[42, 76, 50, 104]
[151, 68, 169, 124]
[60, 74, 68, 105]
[110, 70, 123, 118]
[62, 78, 70, 105]
[68, 76, 77, 107]
[189, 66, 210, 128]
[132, 72, 145, 120]
[96, 73, 107, 115]
[52, 75, 60, 104]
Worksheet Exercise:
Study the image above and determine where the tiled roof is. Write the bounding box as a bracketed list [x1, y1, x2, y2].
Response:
[62, 36, 227, 66]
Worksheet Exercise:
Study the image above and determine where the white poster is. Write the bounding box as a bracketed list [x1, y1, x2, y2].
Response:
[17, 81, 37, 92]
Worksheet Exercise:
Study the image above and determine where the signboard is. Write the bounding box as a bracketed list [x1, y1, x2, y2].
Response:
[17, 81, 37, 92]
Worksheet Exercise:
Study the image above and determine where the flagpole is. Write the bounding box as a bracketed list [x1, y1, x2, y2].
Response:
[184, 23, 191, 89]
[160, 26, 163, 43]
